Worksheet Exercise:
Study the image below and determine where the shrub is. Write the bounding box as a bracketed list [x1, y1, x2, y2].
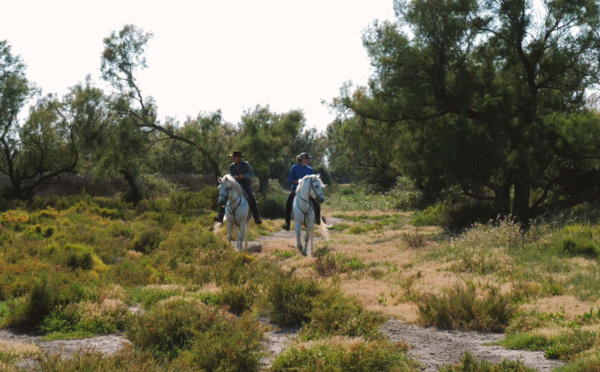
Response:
[173, 315, 266, 372]
[300, 288, 387, 340]
[130, 223, 166, 254]
[561, 237, 599, 258]
[36, 346, 176, 372]
[170, 188, 217, 215]
[264, 271, 322, 326]
[62, 244, 95, 270]
[219, 282, 258, 316]
[258, 193, 286, 219]
[5, 277, 58, 332]
[544, 330, 598, 361]
[271, 338, 418, 371]
[127, 297, 265, 365]
[411, 204, 447, 226]
[129, 285, 186, 309]
[439, 351, 536, 371]
[417, 282, 514, 332]
[41, 299, 129, 338]
[442, 199, 498, 231]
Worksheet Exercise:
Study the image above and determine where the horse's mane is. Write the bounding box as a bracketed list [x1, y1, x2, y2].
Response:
[296, 174, 323, 193]
[222, 174, 246, 197]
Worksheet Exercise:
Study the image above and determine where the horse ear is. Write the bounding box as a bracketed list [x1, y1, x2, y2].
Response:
[218, 176, 222, 183]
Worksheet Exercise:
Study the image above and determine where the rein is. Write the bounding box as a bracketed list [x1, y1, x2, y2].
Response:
[220, 183, 248, 226]
[296, 177, 324, 226]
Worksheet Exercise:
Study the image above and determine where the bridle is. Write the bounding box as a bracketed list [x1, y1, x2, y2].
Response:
[296, 177, 324, 226]
[219, 181, 248, 226]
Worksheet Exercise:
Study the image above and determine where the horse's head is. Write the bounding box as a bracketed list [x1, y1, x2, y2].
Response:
[306, 175, 325, 204]
[217, 175, 232, 205]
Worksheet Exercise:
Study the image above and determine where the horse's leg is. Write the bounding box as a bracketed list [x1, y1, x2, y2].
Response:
[239, 220, 246, 252]
[309, 223, 315, 257]
[227, 217, 233, 242]
[304, 221, 312, 256]
[295, 221, 303, 253]
[243, 220, 249, 251]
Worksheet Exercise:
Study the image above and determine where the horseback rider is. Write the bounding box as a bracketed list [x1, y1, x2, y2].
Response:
[283, 152, 321, 231]
[214, 150, 262, 225]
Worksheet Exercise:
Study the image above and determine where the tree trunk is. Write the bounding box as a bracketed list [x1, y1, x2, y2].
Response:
[494, 183, 511, 217]
[121, 170, 142, 204]
[512, 180, 530, 224]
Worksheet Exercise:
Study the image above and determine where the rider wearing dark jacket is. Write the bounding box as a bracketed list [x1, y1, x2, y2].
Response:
[214, 150, 262, 225]
[283, 152, 321, 231]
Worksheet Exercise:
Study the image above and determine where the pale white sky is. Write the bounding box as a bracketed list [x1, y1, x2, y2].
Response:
[1, 1, 396, 132]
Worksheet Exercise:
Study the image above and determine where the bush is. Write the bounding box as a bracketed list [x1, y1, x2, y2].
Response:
[173, 315, 266, 372]
[439, 351, 536, 371]
[130, 223, 166, 254]
[301, 288, 387, 340]
[5, 277, 58, 332]
[417, 282, 514, 332]
[442, 199, 498, 231]
[169, 188, 217, 215]
[561, 237, 600, 258]
[126, 297, 265, 366]
[264, 272, 322, 326]
[411, 204, 447, 226]
[36, 346, 177, 372]
[272, 338, 418, 371]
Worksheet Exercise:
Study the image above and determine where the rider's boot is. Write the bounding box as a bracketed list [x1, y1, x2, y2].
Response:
[250, 201, 262, 225]
[283, 192, 293, 231]
[313, 199, 321, 225]
[214, 206, 225, 223]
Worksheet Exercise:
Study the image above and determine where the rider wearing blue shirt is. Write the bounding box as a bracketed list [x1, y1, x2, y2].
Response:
[283, 152, 321, 231]
[214, 150, 262, 225]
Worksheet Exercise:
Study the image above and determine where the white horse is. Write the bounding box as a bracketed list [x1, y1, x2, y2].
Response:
[216, 175, 252, 251]
[292, 174, 329, 256]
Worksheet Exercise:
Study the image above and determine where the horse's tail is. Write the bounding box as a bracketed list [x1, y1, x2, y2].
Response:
[316, 219, 329, 240]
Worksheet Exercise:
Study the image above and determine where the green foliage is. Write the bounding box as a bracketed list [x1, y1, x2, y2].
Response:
[442, 199, 498, 231]
[411, 204, 447, 226]
[169, 188, 217, 215]
[272, 338, 418, 371]
[544, 330, 599, 361]
[258, 192, 287, 219]
[561, 237, 600, 259]
[126, 297, 265, 366]
[439, 351, 536, 372]
[417, 282, 514, 332]
[5, 276, 58, 332]
[36, 347, 180, 372]
[130, 223, 166, 254]
[326, 180, 422, 211]
[129, 285, 186, 309]
[495, 332, 551, 352]
[300, 288, 387, 340]
[264, 271, 322, 326]
[40, 298, 129, 339]
[173, 315, 266, 372]
[61, 244, 96, 270]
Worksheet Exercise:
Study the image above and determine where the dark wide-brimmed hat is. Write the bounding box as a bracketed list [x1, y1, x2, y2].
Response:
[297, 152, 312, 161]
[229, 150, 244, 157]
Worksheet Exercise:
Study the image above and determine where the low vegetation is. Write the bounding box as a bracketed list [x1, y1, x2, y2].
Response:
[1, 181, 600, 370]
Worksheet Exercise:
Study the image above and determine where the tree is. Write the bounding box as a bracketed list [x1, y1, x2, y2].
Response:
[100, 24, 224, 189]
[336, 0, 600, 221]
[236, 105, 305, 193]
[0, 41, 86, 199]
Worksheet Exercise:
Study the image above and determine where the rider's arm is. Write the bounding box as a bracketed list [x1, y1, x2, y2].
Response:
[242, 163, 254, 179]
